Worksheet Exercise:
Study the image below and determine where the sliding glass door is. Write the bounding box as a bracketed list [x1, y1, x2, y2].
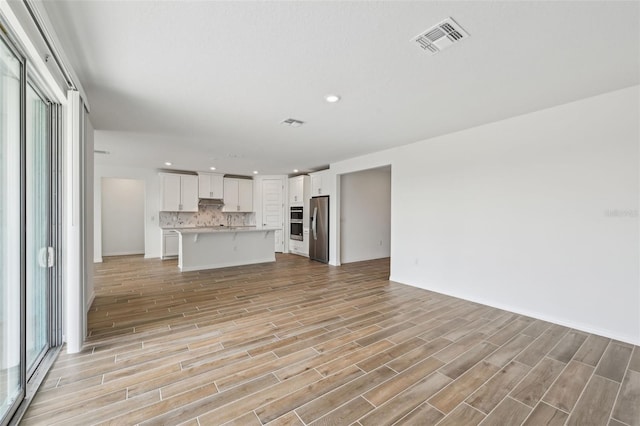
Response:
[26, 85, 50, 374]
[1, 30, 61, 424]
[0, 35, 24, 425]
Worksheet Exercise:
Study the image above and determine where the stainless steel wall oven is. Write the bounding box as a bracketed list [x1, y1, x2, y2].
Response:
[290, 206, 303, 240]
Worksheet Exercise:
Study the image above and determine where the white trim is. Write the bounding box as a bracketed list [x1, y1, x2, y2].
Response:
[64, 91, 84, 353]
[102, 251, 145, 257]
[86, 291, 95, 313]
[0, 1, 66, 103]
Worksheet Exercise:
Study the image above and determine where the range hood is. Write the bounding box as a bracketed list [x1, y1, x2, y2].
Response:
[198, 198, 225, 206]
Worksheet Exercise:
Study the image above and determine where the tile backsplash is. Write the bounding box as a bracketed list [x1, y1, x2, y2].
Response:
[159, 205, 255, 228]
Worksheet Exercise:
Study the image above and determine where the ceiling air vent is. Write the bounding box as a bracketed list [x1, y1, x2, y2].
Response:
[413, 17, 469, 55]
[281, 118, 305, 128]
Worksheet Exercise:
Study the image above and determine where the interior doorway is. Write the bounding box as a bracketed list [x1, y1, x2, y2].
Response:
[340, 166, 391, 264]
[101, 178, 145, 256]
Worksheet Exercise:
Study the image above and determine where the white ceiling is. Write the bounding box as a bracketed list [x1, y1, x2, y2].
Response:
[42, 1, 639, 176]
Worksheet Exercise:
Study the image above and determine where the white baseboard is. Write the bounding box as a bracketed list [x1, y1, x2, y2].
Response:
[389, 274, 640, 346]
[86, 291, 96, 312]
[94, 257, 103, 263]
[102, 250, 144, 257]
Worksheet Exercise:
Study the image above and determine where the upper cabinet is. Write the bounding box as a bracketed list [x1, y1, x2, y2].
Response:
[289, 175, 309, 205]
[223, 178, 253, 212]
[310, 171, 330, 196]
[238, 179, 253, 212]
[160, 173, 198, 212]
[198, 172, 224, 199]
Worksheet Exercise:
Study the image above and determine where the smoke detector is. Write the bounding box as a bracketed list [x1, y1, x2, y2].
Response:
[413, 17, 469, 55]
[281, 118, 305, 127]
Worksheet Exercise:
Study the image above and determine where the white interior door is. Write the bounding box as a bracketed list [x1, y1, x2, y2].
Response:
[261, 179, 284, 252]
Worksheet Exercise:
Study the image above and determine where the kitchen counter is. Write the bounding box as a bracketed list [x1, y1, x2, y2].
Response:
[174, 227, 277, 272]
[175, 226, 275, 234]
[161, 225, 252, 230]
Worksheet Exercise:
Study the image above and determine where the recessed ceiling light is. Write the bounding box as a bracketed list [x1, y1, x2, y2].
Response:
[325, 94, 341, 103]
[293, 169, 299, 173]
[253, 171, 259, 175]
[164, 162, 172, 166]
[210, 166, 216, 170]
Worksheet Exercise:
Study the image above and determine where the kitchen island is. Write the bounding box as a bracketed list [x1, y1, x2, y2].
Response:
[174, 227, 277, 272]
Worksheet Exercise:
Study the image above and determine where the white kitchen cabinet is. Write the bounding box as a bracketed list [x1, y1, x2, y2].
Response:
[289, 230, 309, 257]
[310, 171, 331, 196]
[289, 176, 304, 205]
[289, 239, 302, 255]
[198, 172, 224, 199]
[161, 230, 179, 259]
[238, 179, 253, 212]
[223, 178, 238, 212]
[223, 178, 253, 212]
[160, 173, 198, 212]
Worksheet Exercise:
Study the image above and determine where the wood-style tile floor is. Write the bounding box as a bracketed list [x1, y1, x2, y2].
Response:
[23, 254, 639, 425]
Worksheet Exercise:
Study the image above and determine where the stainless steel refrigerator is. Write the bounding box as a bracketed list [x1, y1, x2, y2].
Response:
[309, 196, 329, 263]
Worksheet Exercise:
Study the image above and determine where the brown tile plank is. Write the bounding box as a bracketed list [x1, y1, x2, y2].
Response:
[595, 342, 633, 383]
[386, 338, 451, 373]
[429, 361, 500, 414]
[611, 369, 640, 426]
[195, 368, 323, 425]
[295, 366, 396, 423]
[355, 336, 425, 372]
[437, 341, 498, 380]
[548, 330, 588, 364]
[629, 346, 640, 372]
[255, 364, 364, 424]
[542, 360, 594, 412]
[522, 402, 569, 426]
[360, 372, 452, 426]
[510, 357, 566, 407]
[437, 403, 486, 426]
[221, 411, 263, 426]
[571, 334, 610, 367]
[466, 361, 531, 414]
[394, 403, 444, 425]
[485, 333, 535, 368]
[264, 412, 304, 426]
[515, 325, 569, 367]
[363, 356, 445, 407]
[308, 397, 374, 426]
[479, 397, 531, 426]
[567, 375, 620, 426]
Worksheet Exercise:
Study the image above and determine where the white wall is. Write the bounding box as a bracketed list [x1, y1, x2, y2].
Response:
[331, 85, 640, 345]
[101, 178, 145, 256]
[94, 156, 162, 261]
[340, 167, 391, 263]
